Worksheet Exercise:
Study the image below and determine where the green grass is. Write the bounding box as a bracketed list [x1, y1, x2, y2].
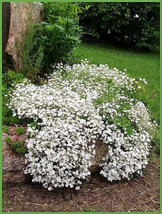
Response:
[73, 41, 160, 123]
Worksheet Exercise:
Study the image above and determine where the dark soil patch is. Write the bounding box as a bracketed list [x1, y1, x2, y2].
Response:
[2, 157, 160, 212]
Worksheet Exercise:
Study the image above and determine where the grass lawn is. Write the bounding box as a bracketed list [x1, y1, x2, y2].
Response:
[73, 41, 160, 123]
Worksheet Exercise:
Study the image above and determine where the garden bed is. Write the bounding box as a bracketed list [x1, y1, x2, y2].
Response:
[3, 156, 160, 212]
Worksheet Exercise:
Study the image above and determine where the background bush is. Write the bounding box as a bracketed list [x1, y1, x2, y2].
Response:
[79, 2, 160, 49]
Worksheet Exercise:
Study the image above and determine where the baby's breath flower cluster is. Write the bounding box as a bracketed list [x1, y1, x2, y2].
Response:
[8, 60, 152, 190]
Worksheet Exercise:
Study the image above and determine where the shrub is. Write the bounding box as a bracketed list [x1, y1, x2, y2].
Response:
[8, 60, 155, 190]
[33, 2, 81, 74]
[15, 3, 81, 81]
[79, 2, 160, 49]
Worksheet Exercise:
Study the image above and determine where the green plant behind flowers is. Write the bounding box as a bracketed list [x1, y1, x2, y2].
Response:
[34, 2, 81, 74]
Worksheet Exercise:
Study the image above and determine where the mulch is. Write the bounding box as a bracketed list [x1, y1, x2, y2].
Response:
[2, 156, 160, 212]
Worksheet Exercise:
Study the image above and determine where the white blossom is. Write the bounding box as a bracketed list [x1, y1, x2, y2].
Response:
[8, 60, 152, 190]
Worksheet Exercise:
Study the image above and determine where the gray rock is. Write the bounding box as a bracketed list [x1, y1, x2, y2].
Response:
[130, 101, 152, 131]
[2, 133, 107, 184]
[2, 133, 26, 184]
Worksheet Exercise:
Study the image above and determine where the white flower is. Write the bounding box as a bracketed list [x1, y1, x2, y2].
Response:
[75, 186, 80, 190]
[8, 60, 152, 190]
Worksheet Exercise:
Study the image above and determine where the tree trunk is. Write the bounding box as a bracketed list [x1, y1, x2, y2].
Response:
[2, 2, 10, 63]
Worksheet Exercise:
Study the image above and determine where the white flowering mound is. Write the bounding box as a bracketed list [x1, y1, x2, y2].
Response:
[9, 60, 152, 190]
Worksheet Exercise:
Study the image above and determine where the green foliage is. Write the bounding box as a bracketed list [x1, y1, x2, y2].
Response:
[92, 77, 134, 136]
[29, 122, 42, 131]
[10, 140, 27, 154]
[4, 200, 11, 206]
[84, 205, 96, 212]
[5, 136, 11, 144]
[3, 114, 20, 125]
[2, 70, 24, 88]
[20, 14, 44, 83]
[16, 127, 24, 135]
[33, 2, 81, 73]
[79, 2, 160, 49]
[2, 126, 9, 134]
[2, 71, 24, 125]
[93, 80, 116, 106]
[5, 137, 27, 154]
[15, 146, 27, 154]
[151, 128, 160, 154]
[65, 53, 82, 65]
[43, 2, 82, 23]
[7, 3, 81, 83]
[149, 127, 160, 160]
[114, 116, 133, 135]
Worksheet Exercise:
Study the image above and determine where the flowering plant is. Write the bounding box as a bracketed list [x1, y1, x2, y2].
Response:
[8, 60, 153, 190]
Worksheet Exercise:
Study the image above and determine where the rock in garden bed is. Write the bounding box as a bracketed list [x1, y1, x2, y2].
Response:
[2, 127, 29, 184]
[2, 132, 26, 184]
[2, 127, 108, 184]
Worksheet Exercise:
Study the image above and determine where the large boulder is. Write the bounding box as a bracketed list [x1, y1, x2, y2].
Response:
[5, 2, 43, 71]
[2, 132, 107, 184]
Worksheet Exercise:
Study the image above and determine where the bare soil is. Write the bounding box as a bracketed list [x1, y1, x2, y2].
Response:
[3, 156, 160, 212]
